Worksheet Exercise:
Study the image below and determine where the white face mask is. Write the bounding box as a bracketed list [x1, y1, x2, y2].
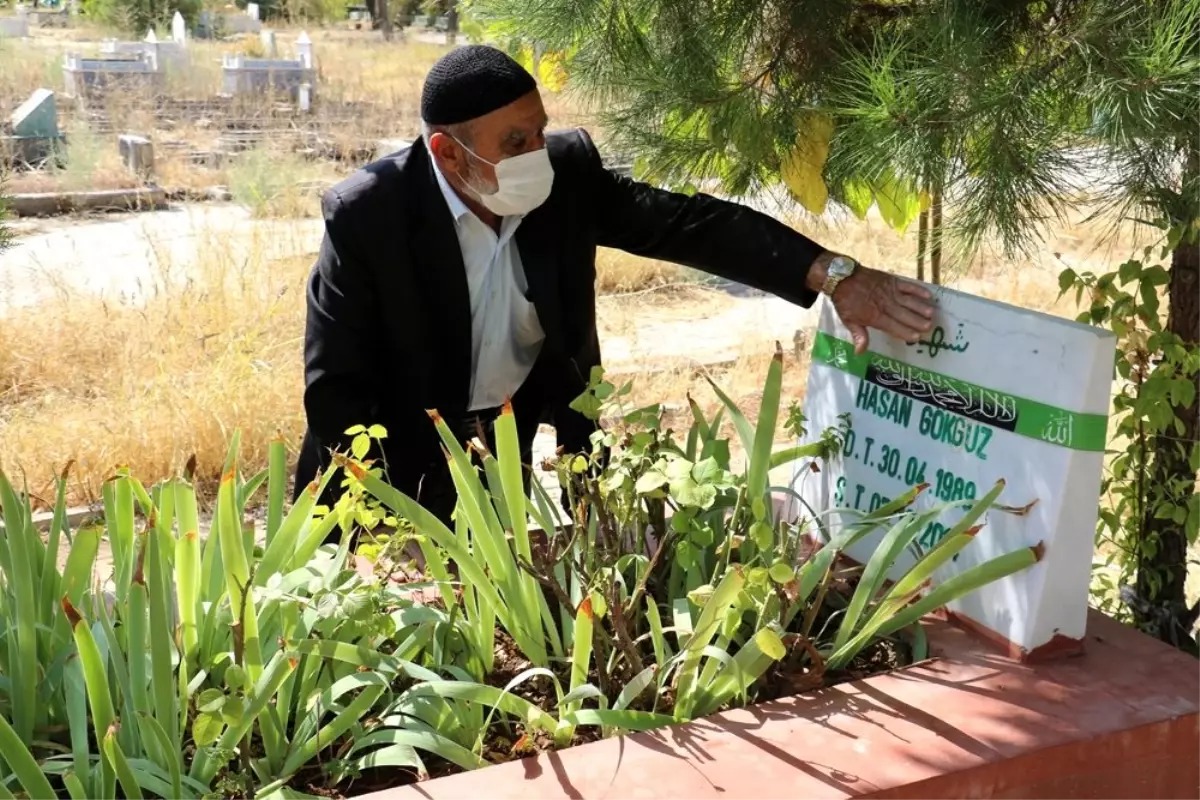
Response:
[455, 139, 554, 217]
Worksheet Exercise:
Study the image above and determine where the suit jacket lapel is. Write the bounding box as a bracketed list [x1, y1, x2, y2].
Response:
[515, 206, 560, 355]
[405, 141, 473, 414]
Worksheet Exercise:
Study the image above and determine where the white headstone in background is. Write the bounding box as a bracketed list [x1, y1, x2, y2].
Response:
[260, 28, 277, 57]
[295, 31, 313, 69]
[246, 2, 260, 20]
[0, 12, 30, 37]
[172, 11, 186, 44]
[786, 285, 1115, 657]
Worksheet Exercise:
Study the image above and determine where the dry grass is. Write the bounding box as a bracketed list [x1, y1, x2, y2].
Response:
[0, 199, 1148, 508]
[0, 220, 314, 506]
[0, 23, 1161, 509]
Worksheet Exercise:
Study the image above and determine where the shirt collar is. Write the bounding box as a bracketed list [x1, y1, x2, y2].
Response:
[431, 154, 471, 225]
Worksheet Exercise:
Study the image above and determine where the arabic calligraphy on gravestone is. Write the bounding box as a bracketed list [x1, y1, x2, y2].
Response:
[787, 287, 1116, 654]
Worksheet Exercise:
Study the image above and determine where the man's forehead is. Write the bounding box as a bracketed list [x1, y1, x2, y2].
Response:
[475, 93, 547, 137]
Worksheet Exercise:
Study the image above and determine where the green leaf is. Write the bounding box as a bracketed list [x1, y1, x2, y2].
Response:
[590, 590, 608, 619]
[1173, 377, 1197, 409]
[842, 179, 873, 220]
[768, 560, 795, 584]
[672, 479, 717, 509]
[345, 424, 367, 435]
[635, 471, 668, 494]
[1057, 268, 1078, 296]
[754, 627, 787, 660]
[197, 688, 226, 714]
[351, 434, 371, 460]
[615, 667, 659, 711]
[687, 584, 715, 607]
[104, 728, 144, 800]
[1117, 260, 1142, 285]
[403, 677, 557, 734]
[0, 715, 57, 800]
[1185, 495, 1198, 545]
[221, 695, 247, 728]
[193, 712, 223, 747]
[691, 456, 722, 484]
[367, 424, 388, 439]
[225, 664, 247, 692]
[874, 172, 920, 234]
[350, 728, 483, 772]
[750, 521, 773, 550]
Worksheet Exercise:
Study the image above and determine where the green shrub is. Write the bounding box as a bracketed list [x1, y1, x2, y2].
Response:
[0, 356, 1038, 797]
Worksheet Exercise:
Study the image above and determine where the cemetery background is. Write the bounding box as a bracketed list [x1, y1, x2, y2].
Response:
[0, 11, 1144, 490]
[0, 0, 1196, 621]
[0, 1, 1197, 797]
[1, 0, 1195, 621]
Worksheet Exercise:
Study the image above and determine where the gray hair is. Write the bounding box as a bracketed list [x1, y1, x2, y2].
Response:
[420, 119, 474, 149]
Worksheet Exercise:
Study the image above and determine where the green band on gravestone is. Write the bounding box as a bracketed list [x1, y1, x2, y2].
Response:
[811, 331, 1108, 452]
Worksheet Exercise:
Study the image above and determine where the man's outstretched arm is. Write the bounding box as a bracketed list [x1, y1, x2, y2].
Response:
[578, 129, 934, 351]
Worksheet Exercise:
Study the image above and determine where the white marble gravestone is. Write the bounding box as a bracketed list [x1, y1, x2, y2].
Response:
[171, 11, 186, 44]
[786, 284, 1116, 657]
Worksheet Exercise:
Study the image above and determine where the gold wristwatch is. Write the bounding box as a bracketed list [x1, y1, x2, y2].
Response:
[821, 255, 858, 297]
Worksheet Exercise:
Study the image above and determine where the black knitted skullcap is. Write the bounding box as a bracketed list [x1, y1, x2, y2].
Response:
[421, 45, 537, 125]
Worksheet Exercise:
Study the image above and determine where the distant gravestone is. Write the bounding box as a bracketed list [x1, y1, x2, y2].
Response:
[0, 12, 30, 37]
[786, 286, 1116, 658]
[222, 11, 261, 33]
[171, 11, 186, 44]
[63, 53, 163, 97]
[11, 88, 57, 139]
[260, 28, 277, 57]
[118, 133, 154, 179]
[246, 2, 260, 20]
[295, 30, 312, 68]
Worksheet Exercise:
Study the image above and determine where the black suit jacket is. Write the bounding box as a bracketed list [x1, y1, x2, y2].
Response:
[295, 128, 824, 499]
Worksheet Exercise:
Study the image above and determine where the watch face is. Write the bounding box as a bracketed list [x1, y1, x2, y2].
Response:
[829, 256, 855, 278]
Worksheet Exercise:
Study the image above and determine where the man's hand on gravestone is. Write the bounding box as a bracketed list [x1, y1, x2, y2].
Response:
[808, 255, 936, 355]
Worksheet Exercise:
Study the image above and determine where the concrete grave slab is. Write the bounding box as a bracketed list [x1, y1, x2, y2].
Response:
[63, 53, 163, 97]
[785, 286, 1117, 659]
[221, 32, 314, 101]
[0, 11, 30, 37]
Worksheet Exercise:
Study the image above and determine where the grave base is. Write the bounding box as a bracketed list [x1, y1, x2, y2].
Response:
[0, 135, 66, 168]
[361, 609, 1198, 800]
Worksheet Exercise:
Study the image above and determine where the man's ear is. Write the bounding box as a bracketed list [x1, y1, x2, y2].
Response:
[429, 132, 464, 172]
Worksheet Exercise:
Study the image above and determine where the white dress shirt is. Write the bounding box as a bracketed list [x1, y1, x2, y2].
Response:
[432, 161, 546, 411]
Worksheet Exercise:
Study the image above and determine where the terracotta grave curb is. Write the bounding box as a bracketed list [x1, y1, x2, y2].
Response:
[357, 609, 1198, 800]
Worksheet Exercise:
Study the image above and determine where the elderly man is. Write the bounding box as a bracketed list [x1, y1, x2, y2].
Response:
[295, 44, 934, 522]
